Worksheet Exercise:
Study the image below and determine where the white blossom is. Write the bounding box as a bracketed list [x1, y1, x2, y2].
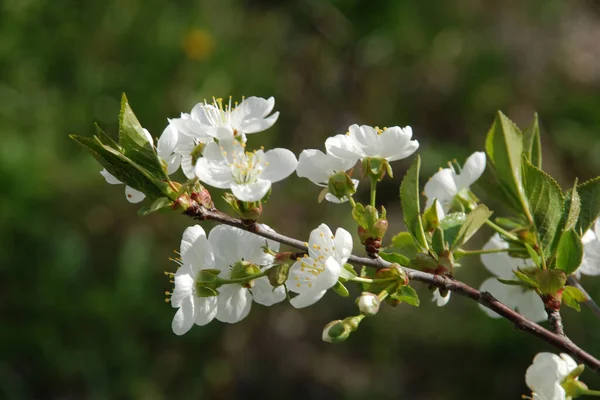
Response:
[99, 169, 146, 203]
[478, 234, 547, 322]
[325, 124, 419, 164]
[424, 151, 486, 213]
[169, 96, 279, 142]
[208, 225, 286, 324]
[577, 219, 600, 278]
[286, 224, 354, 308]
[296, 149, 358, 203]
[525, 353, 578, 400]
[157, 122, 213, 178]
[195, 139, 297, 202]
[432, 288, 451, 307]
[171, 225, 286, 335]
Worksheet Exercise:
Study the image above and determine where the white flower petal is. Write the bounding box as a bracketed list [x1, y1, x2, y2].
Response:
[261, 148, 298, 183]
[231, 179, 271, 202]
[478, 277, 516, 318]
[180, 154, 196, 179]
[516, 290, 547, 323]
[379, 126, 419, 162]
[239, 111, 279, 134]
[333, 227, 353, 265]
[239, 96, 275, 119]
[209, 225, 277, 269]
[157, 124, 179, 158]
[526, 353, 572, 400]
[193, 296, 218, 326]
[480, 234, 533, 280]
[456, 151, 486, 190]
[180, 225, 213, 274]
[195, 158, 234, 189]
[216, 285, 253, 323]
[172, 295, 195, 335]
[125, 186, 145, 203]
[424, 168, 458, 210]
[169, 116, 214, 139]
[316, 256, 343, 291]
[250, 277, 286, 306]
[100, 169, 122, 185]
[348, 124, 379, 158]
[432, 288, 451, 307]
[579, 230, 600, 276]
[325, 134, 361, 163]
[296, 149, 335, 184]
[290, 289, 327, 308]
[171, 265, 194, 308]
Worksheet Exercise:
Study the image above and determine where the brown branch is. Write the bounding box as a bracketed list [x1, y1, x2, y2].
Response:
[183, 204, 600, 373]
[546, 308, 566, 336]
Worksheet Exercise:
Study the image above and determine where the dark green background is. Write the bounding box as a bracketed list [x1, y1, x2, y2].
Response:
[2, 0, 600, 398]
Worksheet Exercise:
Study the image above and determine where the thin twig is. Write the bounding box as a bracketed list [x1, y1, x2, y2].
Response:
[183, 204, 600, 373]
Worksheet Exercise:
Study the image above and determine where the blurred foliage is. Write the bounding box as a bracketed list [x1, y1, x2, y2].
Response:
[2, 0, 600, 398]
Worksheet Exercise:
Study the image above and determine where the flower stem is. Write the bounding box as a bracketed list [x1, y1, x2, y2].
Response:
[348, 196, 357, 208]
[484, 219, 520, 242]
[216, 270, 268, 285]
[456, 247, 510, 257]
[350, 276, 397, 285]
[581, 389, 600, 396]
[378, 282, 399, 301]
[370, 176, 377, 207]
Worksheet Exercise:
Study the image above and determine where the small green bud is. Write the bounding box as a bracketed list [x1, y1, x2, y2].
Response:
[195, 269, 221, 295]
[332, 281, 350, 297]
[171, 194, 194, 212]
[438, 250, 454, 273]
[190, 185, 214, 209]
[322, 320, 349, 343]
[238, 201, 263, 221]
[327, 171, 356, 200]
[230, 261, 261, 288]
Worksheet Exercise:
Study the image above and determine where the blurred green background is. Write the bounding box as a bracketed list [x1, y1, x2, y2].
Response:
[2, 0, 600, 398]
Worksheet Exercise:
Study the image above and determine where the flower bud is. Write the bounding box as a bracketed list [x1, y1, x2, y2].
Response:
[266, 263, 290, 287]
[327, 171, 356, 200]
[190, 185, 214, 209]
[356, 292, 380, 316]
[322, 320, 349, 343]
[230, 260, 261, 288]
[238, 201, 263, 221]
[171, 194, 194, 212]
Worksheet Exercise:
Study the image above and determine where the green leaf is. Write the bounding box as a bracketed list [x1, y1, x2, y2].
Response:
[496, 278, 529, 287]
[563, 286, 587, 312]
[563, 181, 580, 232]
[440, 212, 466, 248]
[332, 281, 350, 297]
[379, 252, 410, 267]
[389, 232, 419, 260]
[422, 199, 442, 232]
[576, 176, 600, 235]
[522, 157, 564, 260]
[118, 94, 168, 181]
[485, 111, 527, 215]
[71, 135, 171, 200]
[536, 269, 567, 296]
[513, 268, 540, 289]
[524, 243, 542, 268]
[138, 197, 172, 216]
[400, 155, 428, 250]
[390, 285, 420, 307]
[523, 113, 542, 168]
[556, 229, 583, 275]
[343, 264, 358, 278]
[432, 226, 446, 255]
[450, 205, 493, 250]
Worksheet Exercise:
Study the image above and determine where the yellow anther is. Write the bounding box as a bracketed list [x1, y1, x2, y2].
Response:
[296, 283, 301, 288]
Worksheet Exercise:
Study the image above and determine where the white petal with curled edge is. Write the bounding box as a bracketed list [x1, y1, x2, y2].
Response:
[172, 295, 195, 335]
[157, 124, 179, 157]
[216, 285, 253, 323]
[240, 96, 275, 119]
[195, 158, 234, 190]
[193, 296, 218, 326]
[456, 151, 486, 190]
[334, 227, 353, 265]
[526, 353, 568, 400]
[239, 112, 280, 135]
[231, 179, 271, 202]
[125, 186, 145, 203]
[290, 289, 327, 308]
[261, 148, 298, 183]
[190, 103, 215, 126]
[250, 277, 286, 306]
[348, 124, 378, 157]
[169, 116, 215, 139]
[379, 126, 419, 162]
[100, 169, 122, 185]
[296, 149, 334, 184]
[432, 288, 451, 307]
[325, 134, 360, 163]
[170, 265, 194, 308]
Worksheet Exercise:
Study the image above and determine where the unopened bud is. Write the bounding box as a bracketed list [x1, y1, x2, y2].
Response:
[238, 201, 263, 221]
[172, 194, 194, 212]
[327, 171, 356, 200]
[357, 292, 380, 316]
[322, 320, 349, 343]
[190, 186, 214, 209]
[266, 263, 290, 287]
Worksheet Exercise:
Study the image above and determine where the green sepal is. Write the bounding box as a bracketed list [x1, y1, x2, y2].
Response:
[562, 286, 587, 312]
[524, 243, 542, 268]
[400, 155, 428, 250]
[450, 205, 493, 251]
[196, 286, 219, 297]
[332, 281, 350, 297]
[535, 269, 567, 296]
[343, 264, 358, 278]
[556, 229, 583, 275]
[267, 263, 290, 287]
[496, 278, 529, 287]
[390, 285, 420, 307]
